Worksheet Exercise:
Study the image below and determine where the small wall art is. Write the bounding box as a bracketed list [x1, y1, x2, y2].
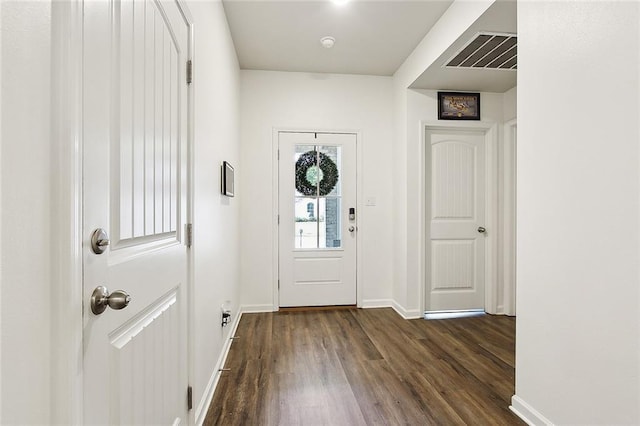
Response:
[438, 92, 481, 120]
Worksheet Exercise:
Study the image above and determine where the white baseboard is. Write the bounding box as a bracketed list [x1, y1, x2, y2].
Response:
[391, 300, 422, 319]
[240, 303, 276, 313]
[194, 309, 244, 426]
[510, 395, 553, 426]
[361, 299, 422, 319]
[361, 299, 394, 309]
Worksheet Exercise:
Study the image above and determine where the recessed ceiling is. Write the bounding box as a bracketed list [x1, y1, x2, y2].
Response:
[222, 0, 454, 76]
[445, 32, 517, 70]
[410, 0, 517, 92]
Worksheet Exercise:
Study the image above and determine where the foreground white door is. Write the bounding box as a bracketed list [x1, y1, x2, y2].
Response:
[278, 132, 357, 307]
[427, 129, 486, 311]
[83, 0, 191, 423]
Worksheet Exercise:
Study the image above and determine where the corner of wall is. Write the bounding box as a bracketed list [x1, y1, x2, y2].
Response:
[391, 299, 422, 320]
[510, 395, 553, 426]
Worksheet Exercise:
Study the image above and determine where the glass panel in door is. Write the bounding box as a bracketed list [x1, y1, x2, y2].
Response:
[293, 145, 342, 249]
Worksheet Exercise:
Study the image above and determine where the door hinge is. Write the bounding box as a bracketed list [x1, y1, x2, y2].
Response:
[187, 385, 193, 410]
[277, 149, 280, 160]
[186, 60, 193, 85]
[277, 214, 280, 225]
[186, 223, 193, 248]
[278, 279, 280, 289]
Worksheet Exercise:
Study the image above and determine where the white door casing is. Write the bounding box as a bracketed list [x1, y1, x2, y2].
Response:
[83, 0, 191, 424]
[278, 132, 357, 307]
[427, 129, 487, 311]
[503, 119, 517, 315]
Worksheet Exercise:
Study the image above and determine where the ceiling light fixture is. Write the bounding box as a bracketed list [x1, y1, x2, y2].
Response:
[320, 36, 335, 49]
[331, 0, 349, 5]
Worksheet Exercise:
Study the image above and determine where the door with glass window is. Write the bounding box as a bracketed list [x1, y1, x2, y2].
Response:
[278, 132, 357, 307]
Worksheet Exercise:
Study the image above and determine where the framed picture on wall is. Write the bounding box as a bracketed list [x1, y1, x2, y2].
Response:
[222, 161, 234, 197]
[438, 92, 481, 120]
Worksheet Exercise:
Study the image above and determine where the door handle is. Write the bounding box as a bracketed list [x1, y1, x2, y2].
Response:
[477, 226, 486, 233]
[91, 286, 131, 315]
[348, 226, 355, 232]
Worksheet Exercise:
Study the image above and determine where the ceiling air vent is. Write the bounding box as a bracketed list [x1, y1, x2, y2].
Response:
[445, 32, 517, 70]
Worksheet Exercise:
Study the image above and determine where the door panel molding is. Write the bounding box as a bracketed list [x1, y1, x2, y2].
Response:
[419, 121, 499, 314]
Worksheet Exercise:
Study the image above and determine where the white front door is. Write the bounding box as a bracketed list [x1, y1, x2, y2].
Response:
[427, 129, 486, 311]
[83, 0, 191, 423]
[278, 132, 357, 307]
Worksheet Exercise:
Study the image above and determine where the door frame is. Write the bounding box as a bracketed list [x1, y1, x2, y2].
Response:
[50, 1, 194, 423]
[272, 128, 363, 310]
[502, 119, 517, 315]
[419, 121, 499, 314]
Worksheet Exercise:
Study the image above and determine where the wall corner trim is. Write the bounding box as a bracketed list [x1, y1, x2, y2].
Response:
[194, 309, 244, 425]
[391, 300, 422, 319]
[510, 395, 554, 426]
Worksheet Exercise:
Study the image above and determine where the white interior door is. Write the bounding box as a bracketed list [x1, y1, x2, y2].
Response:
[427, 129, 486, 311]
[278, 132, 357, 307]
[83, 0, 191, 423]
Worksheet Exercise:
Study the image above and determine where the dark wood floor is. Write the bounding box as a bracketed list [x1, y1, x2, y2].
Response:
[204, 308, 523, 425]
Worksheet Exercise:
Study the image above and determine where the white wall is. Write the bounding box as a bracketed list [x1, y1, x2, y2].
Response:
[503, 86, 516, 122]
[392, 0, 497, 316]
[0, 1, 52, 423]
[239, 70, 394, 310]
[186, 1, 241, 422]
[513, 2, 639, 424]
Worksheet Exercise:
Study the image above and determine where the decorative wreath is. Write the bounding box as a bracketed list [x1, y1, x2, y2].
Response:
[295, 151, 339, 196]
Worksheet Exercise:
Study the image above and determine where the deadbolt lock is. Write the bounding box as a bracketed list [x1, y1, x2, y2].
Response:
[91, 228, 110, 254]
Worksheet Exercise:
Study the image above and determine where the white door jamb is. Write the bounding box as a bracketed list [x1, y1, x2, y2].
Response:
[50, 1, 84, 423]
[502, 119, 517, 315]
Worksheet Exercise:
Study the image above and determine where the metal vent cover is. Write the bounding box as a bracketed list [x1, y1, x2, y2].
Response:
[445, 32, 517, 70]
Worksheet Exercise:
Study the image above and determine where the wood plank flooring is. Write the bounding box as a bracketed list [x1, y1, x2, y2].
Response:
[204, 308, 523, 425]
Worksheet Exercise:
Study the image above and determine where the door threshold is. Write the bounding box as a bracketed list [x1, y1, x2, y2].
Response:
[423, 309, 485, 320]
[279, 305, 357, 313]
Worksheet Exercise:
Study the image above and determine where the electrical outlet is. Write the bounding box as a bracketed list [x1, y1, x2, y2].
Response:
[221, 310, 231, 327]
[221, 300, 232, 327]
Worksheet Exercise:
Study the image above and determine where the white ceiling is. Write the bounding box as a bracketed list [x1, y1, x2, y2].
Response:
[222, 0, 517, 92]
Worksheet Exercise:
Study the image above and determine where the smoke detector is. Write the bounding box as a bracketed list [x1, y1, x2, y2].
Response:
[320, 36, 335, 49]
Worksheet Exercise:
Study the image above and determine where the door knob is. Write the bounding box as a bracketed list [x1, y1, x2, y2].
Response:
[348, 226, 355, 232]
[91, 286, 131, 315]
[477, 226, 486, 233]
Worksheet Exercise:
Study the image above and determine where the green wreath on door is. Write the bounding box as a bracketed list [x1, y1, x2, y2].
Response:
[295, 151, 339, 196]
